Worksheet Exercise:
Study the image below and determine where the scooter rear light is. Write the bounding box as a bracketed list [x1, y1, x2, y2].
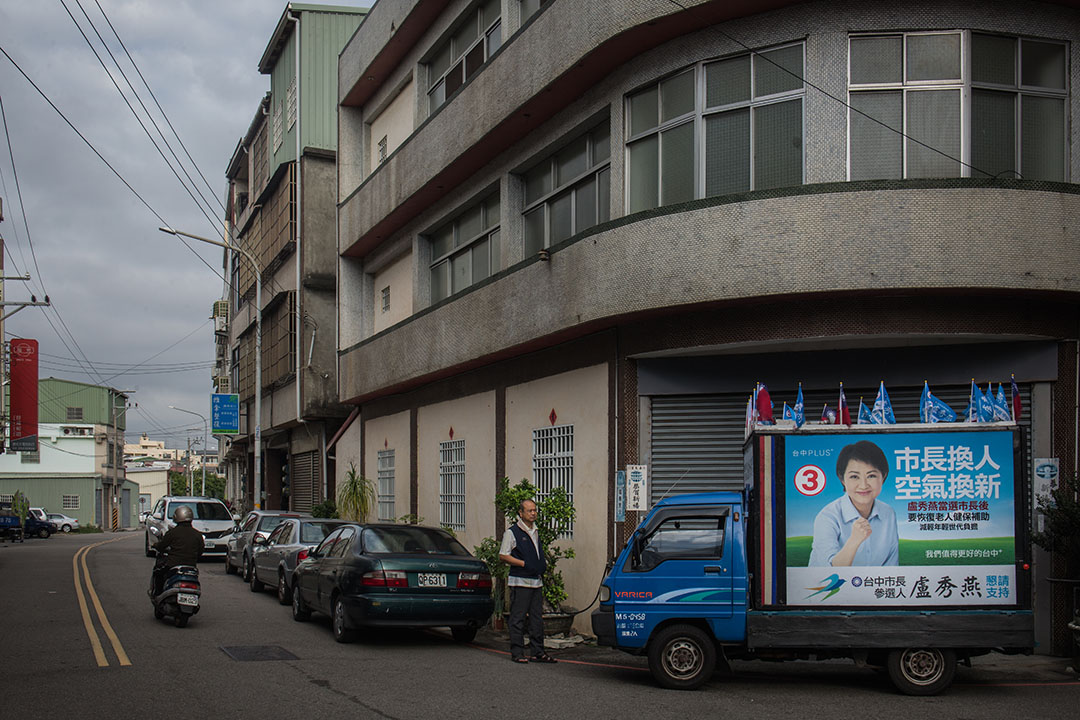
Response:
[177, 581, 199, 590]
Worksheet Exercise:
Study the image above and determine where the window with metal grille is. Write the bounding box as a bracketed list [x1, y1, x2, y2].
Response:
[439, 440, 466, 531]
[532, 424, 574, 537]
[63, 495, 80, 510]
[67, 407, 84, 421]
[20, 451, 40, 464]
[381, 286, 390, 313]
[0, 494, 13, 504]
[377, 449, 395, 521]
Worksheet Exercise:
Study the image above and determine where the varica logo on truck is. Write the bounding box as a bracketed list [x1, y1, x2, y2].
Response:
[613, 590, 653, 599]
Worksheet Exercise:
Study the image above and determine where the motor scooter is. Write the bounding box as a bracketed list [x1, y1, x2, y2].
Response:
[149, 553, 201, 627]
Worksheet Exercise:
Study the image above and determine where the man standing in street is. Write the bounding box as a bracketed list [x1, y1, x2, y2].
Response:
[499, 498, 557, 664]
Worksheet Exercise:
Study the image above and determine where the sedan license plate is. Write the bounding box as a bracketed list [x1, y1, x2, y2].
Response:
[204, 540, 216, 549]
[177, 593, 199, 607]
[417, 573, 446, 588]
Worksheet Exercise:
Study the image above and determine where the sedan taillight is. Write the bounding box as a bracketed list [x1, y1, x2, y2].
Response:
[362, 570, 408, 587]
[457, 572, 492, 589]
[296, 548, 309, 562]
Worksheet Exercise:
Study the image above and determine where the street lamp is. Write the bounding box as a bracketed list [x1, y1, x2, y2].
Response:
[159, 226, 263, 509]
[169, 405, 208, 496]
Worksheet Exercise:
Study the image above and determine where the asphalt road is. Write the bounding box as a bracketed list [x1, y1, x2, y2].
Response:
[2, 531, 1078, 719]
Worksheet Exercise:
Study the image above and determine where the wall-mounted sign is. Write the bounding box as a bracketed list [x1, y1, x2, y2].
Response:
[626, 465, 648, 512]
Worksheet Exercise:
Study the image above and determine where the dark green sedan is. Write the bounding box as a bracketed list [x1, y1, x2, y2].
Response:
[290, 524, 494, 643]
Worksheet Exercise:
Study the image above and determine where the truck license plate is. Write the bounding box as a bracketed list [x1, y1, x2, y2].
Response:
[178, 593, 199, 607]
[417, 573, 446, 587]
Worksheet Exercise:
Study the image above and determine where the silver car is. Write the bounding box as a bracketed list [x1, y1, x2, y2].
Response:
[250, 518, 350, 603]
[47, 513, 79, 532]
[225, 510, 308, 581]
[145, 496, 237, 558]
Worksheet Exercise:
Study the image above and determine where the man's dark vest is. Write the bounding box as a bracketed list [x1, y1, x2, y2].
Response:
[508, 523, 546, 580]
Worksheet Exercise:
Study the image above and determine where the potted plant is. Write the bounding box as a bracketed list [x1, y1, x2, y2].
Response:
[337, 462, 375, 522]
[1033, 474, 1080, 662]
[490, 477, 576, 634]
[473, 536, 509, 629]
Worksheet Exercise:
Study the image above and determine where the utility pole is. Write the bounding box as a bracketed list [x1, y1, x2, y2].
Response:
[186, 436, 193, 495]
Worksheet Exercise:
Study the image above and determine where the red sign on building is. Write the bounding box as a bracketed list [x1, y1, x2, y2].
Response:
[10, 338, 39, 452]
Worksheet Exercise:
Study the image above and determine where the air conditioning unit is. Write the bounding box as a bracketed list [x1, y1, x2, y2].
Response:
[212, 300, 230, 318]
[215, 376, 232, 393]
[214, 315, 229, 334]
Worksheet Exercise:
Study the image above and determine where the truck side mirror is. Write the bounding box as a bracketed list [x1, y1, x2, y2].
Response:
[630, 533, 642, 570]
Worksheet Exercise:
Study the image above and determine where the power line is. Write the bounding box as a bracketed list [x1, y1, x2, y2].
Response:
[661, 0, 992, 178]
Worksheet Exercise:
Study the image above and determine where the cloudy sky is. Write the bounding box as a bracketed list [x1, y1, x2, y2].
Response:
[0, 1, 368, 452]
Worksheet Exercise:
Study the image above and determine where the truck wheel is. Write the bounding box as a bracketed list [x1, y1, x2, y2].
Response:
[38, 527, 51, 539]
[648, 624, 716, 690]
[887, 648, 956, 696]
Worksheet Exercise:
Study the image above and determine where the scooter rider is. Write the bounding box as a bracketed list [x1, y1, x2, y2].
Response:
[151, 505, 203, 596]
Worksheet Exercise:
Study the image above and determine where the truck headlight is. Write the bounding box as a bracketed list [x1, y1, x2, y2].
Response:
[600, 585, 610, 603]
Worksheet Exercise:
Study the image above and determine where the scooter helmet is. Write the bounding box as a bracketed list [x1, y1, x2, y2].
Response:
[172, 505, 194, 523]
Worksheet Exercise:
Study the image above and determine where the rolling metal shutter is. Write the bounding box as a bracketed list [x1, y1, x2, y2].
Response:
[649, 383, 1032, 507]
[290, 451, 320, 513]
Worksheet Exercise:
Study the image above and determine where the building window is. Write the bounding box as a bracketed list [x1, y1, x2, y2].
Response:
[381, 286, 390, 313]
[63, 495, 80, 510]
[427, 0, 502, 113]
[523, 123, 611, 256]
[377, 135, 388, 163]
[439, 439, 466, 531]
[429, 193, 500, 303]
[67, 407, 84, 421]
[0, 494, 13, 504]
[532, 424, 573, 538]
[627, 42, 805, 213]
[520, 0, 552, 24]
[377, 449, 395, 521]
[849, 32, 1067, 181]
[21, 451, 40, 464]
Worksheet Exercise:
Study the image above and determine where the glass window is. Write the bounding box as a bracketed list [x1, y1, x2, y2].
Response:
[661, 70, 695, 122]
[849, 35, 902, 84]
[439, 439, 466, 531]
[301, 521, 342, 544]
[532, 424, 574, 538]
[427, 2, 503, 112]
[362, 526, 471, 555]
[852, 32, 1067, 182]
[635, 514, 726, 572]
[257, 515, 286, 533]
[428, 192, 500, 302]
[267, 523, 288, 545]
[330, 527, 355, 558]
[521, 123, 612, 251]
[629, 42, 805, 211]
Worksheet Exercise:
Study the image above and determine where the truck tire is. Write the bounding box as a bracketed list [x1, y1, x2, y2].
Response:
[886, 648, 956, 696]
[648, 624, 716, 690]
[37, 527, 51, 539]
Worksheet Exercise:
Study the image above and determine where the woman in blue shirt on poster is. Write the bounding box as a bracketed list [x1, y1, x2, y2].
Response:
[808, 440, 899, 567]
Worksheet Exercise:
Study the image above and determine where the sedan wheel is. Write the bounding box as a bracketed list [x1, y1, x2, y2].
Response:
[224, 555, 237, 575]
[291, 582, 310, 622]
[277, 571, 291, 605]
[249, 565, 264, 593]
[62, 524, 72, 533]
[332, 597, 355, 643]
[242, 555, 252, 582]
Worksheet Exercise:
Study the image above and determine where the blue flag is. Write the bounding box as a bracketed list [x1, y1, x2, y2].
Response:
[872, 381, 896, 424]
[919, 381, 931, 422]
[978, 383, 994, 422]
[965, 379, 979, 422]
[858, 399, 872, 425]
[783, 402, 793, 421]
[793, 384, 805, 428]
[992, 384, 1010, 421]
[927, 390, 957, 423]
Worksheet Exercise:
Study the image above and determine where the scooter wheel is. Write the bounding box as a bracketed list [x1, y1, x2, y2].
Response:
[154, 605, 165, 620]
[174, 613, 189, 628]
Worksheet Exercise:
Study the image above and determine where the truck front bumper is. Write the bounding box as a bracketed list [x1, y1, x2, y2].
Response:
[591, 605, 617, 647]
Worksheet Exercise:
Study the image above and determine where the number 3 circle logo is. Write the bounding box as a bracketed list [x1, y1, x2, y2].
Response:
[794, 465, 826, 496]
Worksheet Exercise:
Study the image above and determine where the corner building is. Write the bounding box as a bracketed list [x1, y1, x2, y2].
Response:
[336, 0, 1080, 644]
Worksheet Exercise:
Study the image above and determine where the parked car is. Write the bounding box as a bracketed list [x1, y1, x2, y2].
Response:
[225, 510, 308, 580]
[250, 518, 352, 602]
[26, 508, 57, 539]
[144, 496, 237, 558]
[46, 512, 80, 533]
[290, 524, 493, 643]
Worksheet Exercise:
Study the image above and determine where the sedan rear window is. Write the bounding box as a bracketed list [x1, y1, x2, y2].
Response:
[301, 521, 345, 544]
[168, 501, 231, 521]
[362, 527, 471, 556]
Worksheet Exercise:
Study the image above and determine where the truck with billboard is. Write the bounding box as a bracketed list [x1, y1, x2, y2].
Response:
[591, 423, 1033, 694]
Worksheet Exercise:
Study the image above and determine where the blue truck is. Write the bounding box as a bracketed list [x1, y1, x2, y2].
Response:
[592, 424, 1033, 695]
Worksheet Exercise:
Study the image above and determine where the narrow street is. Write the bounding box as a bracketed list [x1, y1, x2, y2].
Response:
[2, 533, 1077, 719]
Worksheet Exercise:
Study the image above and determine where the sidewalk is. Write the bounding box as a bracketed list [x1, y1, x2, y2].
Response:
[468, 624, 1080, 685]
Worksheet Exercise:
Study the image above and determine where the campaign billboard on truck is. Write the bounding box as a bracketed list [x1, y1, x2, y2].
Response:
[782, 429, 1018, 607]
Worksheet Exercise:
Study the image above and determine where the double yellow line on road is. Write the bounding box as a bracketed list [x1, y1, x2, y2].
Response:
[73, 537, 132, 668]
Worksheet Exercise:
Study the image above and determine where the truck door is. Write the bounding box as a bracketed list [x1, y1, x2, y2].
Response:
[615, 507, 734, 642]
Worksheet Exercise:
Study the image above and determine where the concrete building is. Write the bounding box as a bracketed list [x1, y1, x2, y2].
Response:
[217, 3, 368, 513]
[335, 0, 1080, 645]
[0, 379, 137, 529]
[123, 433, 181, 463]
